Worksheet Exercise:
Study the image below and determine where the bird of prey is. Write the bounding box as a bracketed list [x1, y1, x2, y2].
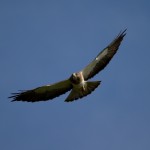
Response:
[9, 30, 126, 102]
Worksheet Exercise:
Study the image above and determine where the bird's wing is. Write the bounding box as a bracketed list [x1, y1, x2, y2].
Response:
[81, 29, 126, 80]
[9, 79, 72, 102]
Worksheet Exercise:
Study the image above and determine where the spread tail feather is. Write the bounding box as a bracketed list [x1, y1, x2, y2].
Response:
[65, 81, 101, 102]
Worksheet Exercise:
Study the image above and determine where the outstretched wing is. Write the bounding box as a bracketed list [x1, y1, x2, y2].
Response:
[81, 29, 126, 80]
[9, 79, 72, 102]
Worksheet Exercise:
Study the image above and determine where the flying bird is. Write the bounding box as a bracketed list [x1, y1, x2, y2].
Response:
[9, 30, 126, 102]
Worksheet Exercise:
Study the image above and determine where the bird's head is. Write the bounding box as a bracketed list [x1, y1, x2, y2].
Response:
[70, 72, 83, 84]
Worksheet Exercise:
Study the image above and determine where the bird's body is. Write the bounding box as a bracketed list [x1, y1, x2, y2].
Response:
[9, 30, 126, 102]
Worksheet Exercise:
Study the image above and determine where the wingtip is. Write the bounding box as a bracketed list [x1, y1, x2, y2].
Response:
[122, 28, 127, 32]
[119, 29, 127, 37]
[114, 29, 127, 42]
[8, 95, 17, 102]
[8, 92, 21, 102]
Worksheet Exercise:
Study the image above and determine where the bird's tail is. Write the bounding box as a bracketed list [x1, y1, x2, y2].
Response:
[65, 81, 101, 102]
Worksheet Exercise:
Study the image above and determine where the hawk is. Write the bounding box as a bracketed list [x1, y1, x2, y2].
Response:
[9, 30, 126, 102]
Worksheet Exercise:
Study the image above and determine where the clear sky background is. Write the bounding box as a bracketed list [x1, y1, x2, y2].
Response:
[1, 0, 150, 150]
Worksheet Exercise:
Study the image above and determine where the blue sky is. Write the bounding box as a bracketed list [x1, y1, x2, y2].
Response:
[1, 0, 150, 150]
